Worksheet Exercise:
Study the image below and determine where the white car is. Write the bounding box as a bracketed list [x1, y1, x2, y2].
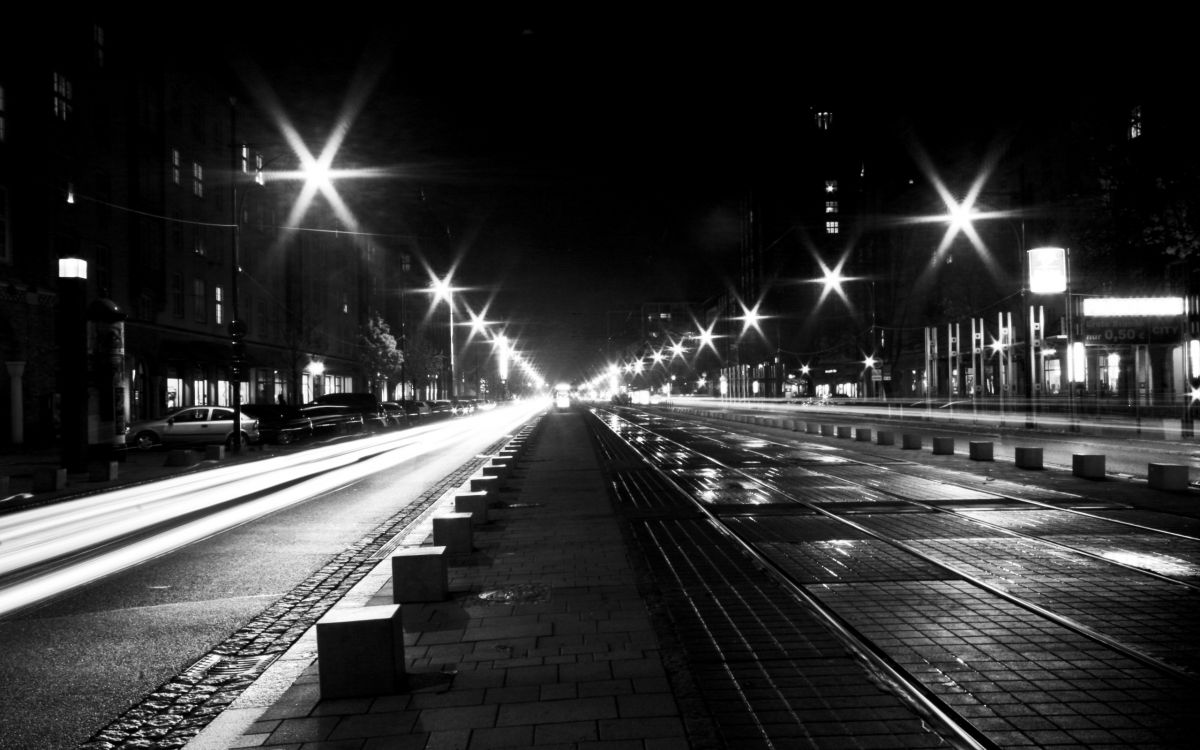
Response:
[128, 406, 260, 450]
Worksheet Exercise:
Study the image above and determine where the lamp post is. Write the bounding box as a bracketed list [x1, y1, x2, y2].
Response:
[57, 257, 89, 471]
[431, 274, 458, 399]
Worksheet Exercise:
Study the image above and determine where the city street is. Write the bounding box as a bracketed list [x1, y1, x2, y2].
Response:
[0, 401, 544, 750]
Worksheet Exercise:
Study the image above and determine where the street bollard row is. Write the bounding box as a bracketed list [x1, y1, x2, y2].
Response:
[663, 405, 1194, 495]
[313, 413, 545, 699]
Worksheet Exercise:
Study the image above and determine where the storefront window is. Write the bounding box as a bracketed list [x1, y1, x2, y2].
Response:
[1044, 359, 1061, 395]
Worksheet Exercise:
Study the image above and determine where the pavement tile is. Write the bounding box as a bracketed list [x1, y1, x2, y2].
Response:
[425, 728, 471, 749]
[408, 688, 487, 709]
[266, 715, 340, 743]
[413, 703, 499, 732]
[496, 696, 619, 726]
[532, 720, 599, 744]
[467, 724, 535, 749]
[328, 710, 420, 739]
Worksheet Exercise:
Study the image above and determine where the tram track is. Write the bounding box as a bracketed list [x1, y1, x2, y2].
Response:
[589, 405, 1199, 749]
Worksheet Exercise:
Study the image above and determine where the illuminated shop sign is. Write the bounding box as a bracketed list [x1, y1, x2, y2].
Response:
[1081, 297, 1184, 345]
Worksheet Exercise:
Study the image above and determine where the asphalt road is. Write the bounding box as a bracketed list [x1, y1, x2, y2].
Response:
[0, 405, 540, 750]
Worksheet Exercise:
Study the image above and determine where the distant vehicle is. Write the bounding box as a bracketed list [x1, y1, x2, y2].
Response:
[241, 404, 312, 445]
[430, 400, 453, 415]
[310, 392, 390, 431]
[554, 383, 571, 410]
[411, 400, 433, 416]
[299, 404, 365, 436]
[451, 398, 475, 415]
[128, 406, 260, 450]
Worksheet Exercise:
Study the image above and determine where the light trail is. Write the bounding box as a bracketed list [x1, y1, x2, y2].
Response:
[0, 400, 547, 618]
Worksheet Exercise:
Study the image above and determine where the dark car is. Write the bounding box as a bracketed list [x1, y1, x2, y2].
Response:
[430, 400, 454, 416]
[396, 400, 424, 419]
[380, 401, 411, 428]
[299, 404, 365, 436]
[241, 404, 313, 445]
[310, 392, 390, 431]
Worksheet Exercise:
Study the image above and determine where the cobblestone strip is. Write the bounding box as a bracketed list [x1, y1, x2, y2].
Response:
[81, 436, 511, 750]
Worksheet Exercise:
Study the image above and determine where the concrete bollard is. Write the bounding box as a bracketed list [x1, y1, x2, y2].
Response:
[902, 434, 922, 450]
[165, 450, 198, 467]
[820, 424, 835, 437]
[969, 441, 994, 461]
[876, 430, 895, 446]
[1072, 454, 1106, 480]
[316, 604, 406, 698]
[481, 462, 509, 480]
[470, 474, 500, 494]
[33, 467, 67, 492]
[790, 419, 803, 431]
[1148, 463, 1189, 491]
[836, 426, 852, 439]
[89, 461, 118, 482]
[455, 490, 490, 524]
[806, 422, 821, 435]
[391, 546, 448, 603]
[856, 428, 872, 442]
[932, 437, 955, 455]
[0, 475, 8, 494]
[205, 445, 224, 461]
[433, 512, 474, 554]
[1015, 447, 1043, 470]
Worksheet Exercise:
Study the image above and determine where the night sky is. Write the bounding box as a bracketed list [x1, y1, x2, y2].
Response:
[207, 13, 1178, 384]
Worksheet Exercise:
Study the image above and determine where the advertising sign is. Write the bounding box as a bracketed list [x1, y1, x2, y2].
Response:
[1028, 247, 1067, 294]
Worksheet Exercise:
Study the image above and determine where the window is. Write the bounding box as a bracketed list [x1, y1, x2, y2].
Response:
[824, 179, 837, 194]
[171, 273, 184, 317]
[171, 149, 181, 185]
[240, 144, 249, 173]
[193, 278, 207, 323]
[53, 72, 72, 121]
[1129, 104, 1143, 140]
[255, 152, 264, 185]
[0, 84, 6, 142]
[193, 229, 205, 257]
[825, 220, 839, 235]
[214, 285, 224, 325]
[825, 201, 838, 214]
[192, 162, 204, 197]
[814, 111, 832, 130]
[94, 24, 105, 67]
[0, 186, 9, 265]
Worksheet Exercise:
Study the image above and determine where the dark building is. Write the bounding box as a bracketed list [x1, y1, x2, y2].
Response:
[683, 90, 1197, 430]
[0, 21, 435, 454]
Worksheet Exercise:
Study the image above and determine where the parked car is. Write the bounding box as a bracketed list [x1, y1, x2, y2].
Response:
[412, 400, 433, 416]
[241, 404, 312, 445]
[380, 401, 411, 428]
[299, 404, 365, 436]
[128, 406, 260, 450]
[396, 400, 424, 419]
[310, 392, 390, 431]
[430, 400, 454, 416]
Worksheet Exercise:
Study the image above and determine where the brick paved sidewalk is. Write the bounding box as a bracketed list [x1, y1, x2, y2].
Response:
[190, 408, 687, 749]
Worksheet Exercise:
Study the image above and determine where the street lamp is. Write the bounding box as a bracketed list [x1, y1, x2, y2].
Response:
[57, 257, 88, 471]
[431, 273, 461, 399]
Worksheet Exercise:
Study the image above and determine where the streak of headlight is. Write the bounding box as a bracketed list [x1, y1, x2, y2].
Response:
[0, 401, 546, 618]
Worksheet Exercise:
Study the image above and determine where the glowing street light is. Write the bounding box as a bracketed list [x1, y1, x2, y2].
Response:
[430, 272, 464, 399]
